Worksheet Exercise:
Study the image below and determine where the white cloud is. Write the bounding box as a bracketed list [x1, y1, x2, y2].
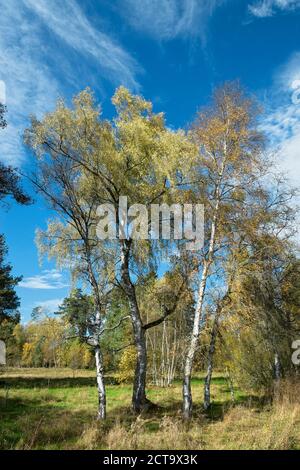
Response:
[34, 298, 64, 315]
[260, 52, 300, 188]
[119, 0, 224, 43]
[23, 0, 140, 89]
[278, 133, 300, 177]
[249, 0, 300, 17]
[256, 53, 300, 242]
[0, 0, 140, 166]
[19, 269, 69, 289]
[0, 0, 59, 165]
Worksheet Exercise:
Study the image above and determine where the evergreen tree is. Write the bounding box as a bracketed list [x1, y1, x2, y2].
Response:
[0, 234, 21, 324]
[56, 288, 94, 341]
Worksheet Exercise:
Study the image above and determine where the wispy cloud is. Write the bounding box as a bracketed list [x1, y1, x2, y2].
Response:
[0, 0, 140, 166]
[19, 269, 69, 289]
[0, 0, 59, 165]
[119, 0, 224, 44]
[249, 0, 300, 17]
[251, 54, 300, 243]
[23, 0, 140, 89]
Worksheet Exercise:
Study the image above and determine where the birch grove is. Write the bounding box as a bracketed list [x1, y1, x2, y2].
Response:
[20, 82, 299, 421]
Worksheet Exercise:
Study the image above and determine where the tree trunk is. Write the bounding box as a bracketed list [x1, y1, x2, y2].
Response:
[226, 367, 235, 403]
[183, 364, 193, 419]
[95, 345, 106, 420]
[203, 312, 219, 411]
[182, 260, 210, 419]
[132, 326, 148, 412]
[274, 352, 282, 382]
[182, 193, 220, 419]
[120, 241, 149, 412]
[85, 250, 107, 419]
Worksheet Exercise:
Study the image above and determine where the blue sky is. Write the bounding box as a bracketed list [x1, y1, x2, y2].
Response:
[1, 0, 300, 322]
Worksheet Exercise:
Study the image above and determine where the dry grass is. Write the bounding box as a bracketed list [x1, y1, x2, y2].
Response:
[105, 416, 205, 450]
[205, 380, 300, 450]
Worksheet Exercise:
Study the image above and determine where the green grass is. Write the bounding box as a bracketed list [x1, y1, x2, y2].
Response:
[0, 368, 299, 450]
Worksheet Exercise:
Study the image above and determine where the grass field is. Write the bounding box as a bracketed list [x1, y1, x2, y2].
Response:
[1, 367, 299, 450]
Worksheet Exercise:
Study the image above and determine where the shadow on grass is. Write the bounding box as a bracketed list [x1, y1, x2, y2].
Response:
[0, 394, 271, 450]
[202, 393, 270, 422]
[106, 390, 269, 427]
[0, 393, 100, 450]
[0, 375, 118, 389]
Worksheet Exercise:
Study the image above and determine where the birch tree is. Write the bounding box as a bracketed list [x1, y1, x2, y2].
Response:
[25, 116, 115, 419]
[202, 191, 297, 405]
[183, 82, 276, 418]
[139, 270, 194, 386]
[25, 87, 195, 413]
[226, 236, 299, 391]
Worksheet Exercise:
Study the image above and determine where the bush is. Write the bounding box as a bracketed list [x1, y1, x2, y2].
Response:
[116, 346, 136, 383]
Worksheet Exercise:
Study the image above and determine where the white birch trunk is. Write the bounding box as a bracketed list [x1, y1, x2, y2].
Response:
[183, 182, 221, 419]
[86, 255, 107, 420]
[95, 345, 106, 420]
[120, 241, 149, 412]
[274, 352, 281, 382]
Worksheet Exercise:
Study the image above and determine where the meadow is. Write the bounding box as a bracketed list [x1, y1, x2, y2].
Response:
[1, 368, 299, 450]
